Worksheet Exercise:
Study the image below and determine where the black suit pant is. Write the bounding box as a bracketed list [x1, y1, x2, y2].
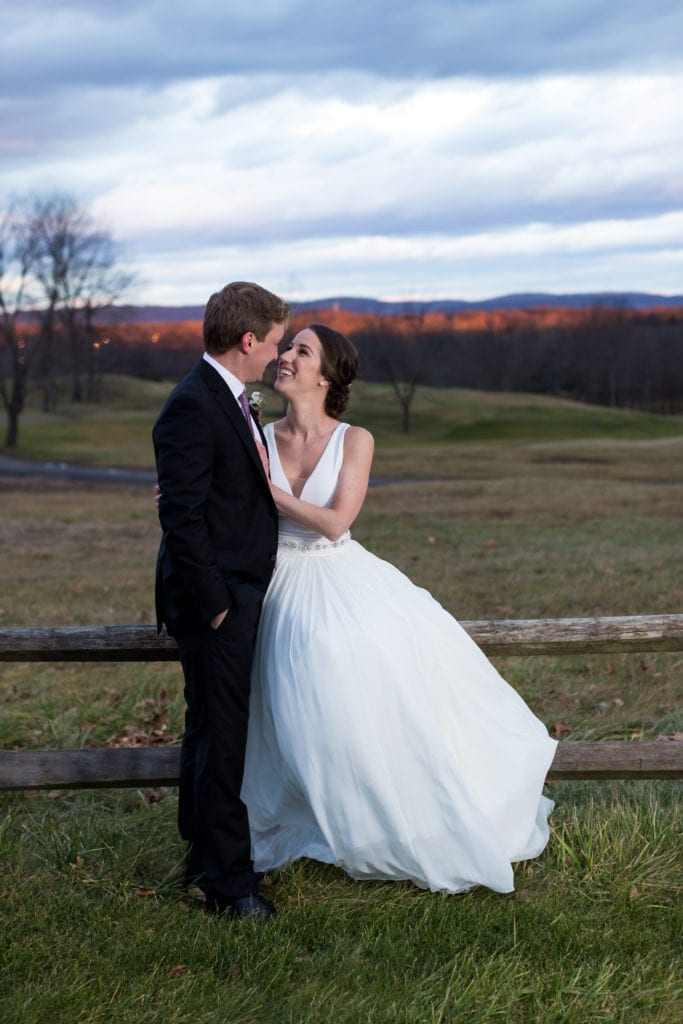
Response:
[174, 602, 262, 899]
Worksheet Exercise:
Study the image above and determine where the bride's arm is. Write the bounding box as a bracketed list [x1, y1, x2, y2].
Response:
[270, 426, 374, 542]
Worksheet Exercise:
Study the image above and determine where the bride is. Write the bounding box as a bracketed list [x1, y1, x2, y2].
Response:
[242, 323, 557, 895]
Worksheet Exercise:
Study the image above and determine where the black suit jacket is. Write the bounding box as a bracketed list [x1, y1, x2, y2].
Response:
[153, 359, 278, 633]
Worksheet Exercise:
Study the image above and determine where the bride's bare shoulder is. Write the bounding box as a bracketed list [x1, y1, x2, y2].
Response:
[343, 425, 374, 453]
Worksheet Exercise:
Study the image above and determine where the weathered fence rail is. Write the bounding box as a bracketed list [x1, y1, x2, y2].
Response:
[2, 614, 683, 661]
[1, 615, 682, 790]
[0, 739, 681, 792]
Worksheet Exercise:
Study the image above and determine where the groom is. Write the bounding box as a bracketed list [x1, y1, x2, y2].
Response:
[153, 281, 290, 919]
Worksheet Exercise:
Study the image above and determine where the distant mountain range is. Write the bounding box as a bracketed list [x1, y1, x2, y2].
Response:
[107, 291, 683, 323]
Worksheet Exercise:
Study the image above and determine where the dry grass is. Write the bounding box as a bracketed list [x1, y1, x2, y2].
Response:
[1, 409, 681, 1023]
[1, 434, 681, 753]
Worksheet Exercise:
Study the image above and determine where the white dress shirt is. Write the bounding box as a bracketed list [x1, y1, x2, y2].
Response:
[202, 352, 261, 441]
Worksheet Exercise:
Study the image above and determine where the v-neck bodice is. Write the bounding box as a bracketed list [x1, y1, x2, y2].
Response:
[265, 421, 350, 546]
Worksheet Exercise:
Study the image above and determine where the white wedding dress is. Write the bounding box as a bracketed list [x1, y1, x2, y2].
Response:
[242, 422, 557, 893]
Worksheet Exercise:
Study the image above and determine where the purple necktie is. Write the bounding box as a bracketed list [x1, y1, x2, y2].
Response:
[237, 389, 251, 424]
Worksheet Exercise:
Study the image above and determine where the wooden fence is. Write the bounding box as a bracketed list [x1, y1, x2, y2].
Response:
[1, 614, 682, 791]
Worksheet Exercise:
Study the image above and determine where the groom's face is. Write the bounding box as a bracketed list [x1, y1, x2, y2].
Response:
[245, 322, 286, 381]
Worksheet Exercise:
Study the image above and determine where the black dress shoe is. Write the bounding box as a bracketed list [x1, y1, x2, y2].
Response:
[205, 892, 276, 920]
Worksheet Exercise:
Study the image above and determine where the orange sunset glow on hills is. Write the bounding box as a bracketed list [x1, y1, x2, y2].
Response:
[106, 304, 683, 352]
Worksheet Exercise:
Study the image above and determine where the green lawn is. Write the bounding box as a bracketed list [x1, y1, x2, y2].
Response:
[0, 377, 681, 1023]
[4, 375, 683, 467]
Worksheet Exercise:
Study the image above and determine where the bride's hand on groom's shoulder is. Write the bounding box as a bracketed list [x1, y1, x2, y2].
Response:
[269, 481, 289, 510]
[256, 441, 270, 477]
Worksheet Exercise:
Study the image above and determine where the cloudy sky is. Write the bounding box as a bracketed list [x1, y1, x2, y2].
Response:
[2, 1, 683, 305]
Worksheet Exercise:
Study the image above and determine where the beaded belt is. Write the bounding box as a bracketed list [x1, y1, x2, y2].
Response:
[277, 534, 350, 554]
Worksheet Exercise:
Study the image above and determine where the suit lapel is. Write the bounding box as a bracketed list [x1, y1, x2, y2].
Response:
[198, 360, 269, 485]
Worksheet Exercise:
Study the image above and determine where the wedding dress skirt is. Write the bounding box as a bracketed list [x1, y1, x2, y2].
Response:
[242, 423, 557, 893]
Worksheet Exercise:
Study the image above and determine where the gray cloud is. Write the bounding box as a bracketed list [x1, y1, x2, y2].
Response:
[3, 1, 682, 301]
[3, 0, 683, 98]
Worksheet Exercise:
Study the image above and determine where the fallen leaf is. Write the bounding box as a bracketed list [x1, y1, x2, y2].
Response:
[106, 724, 181, 748]
[142, 788, 168, 804]
[612, 697, 624, 708]
[134, 698, 157, 712]
[629, 885, 639, 902]
[133, 887, 159, 899]
[551, 721, 571, 738]
[169, 964, 188, 978]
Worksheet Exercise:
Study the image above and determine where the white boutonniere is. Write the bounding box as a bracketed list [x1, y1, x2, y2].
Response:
[249, 390, 265, 421]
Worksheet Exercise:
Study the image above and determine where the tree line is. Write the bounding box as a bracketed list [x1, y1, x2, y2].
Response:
[102, 304, 683, 433]
[349, 304, 683, 430]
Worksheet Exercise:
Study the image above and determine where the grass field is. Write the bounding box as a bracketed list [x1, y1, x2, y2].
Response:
[1, 378, 681, 1022]
[7, 374, 683, 467]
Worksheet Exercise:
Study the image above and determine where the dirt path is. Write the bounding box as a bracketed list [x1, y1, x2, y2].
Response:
[0, 454, 411, 487]
[0, 455, 157, 484]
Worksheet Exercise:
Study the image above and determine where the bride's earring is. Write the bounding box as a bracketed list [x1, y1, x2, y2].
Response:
[317, 381, 328, 387]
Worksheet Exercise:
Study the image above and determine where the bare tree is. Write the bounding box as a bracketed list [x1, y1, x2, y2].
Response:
[0, 193, 134, 445]
[383, 339, 423, 432]
[27, 195, 134, 406]
[60, 218, 133, 401]
[0, 203, 39, 447]
[358, 308, 436, 432]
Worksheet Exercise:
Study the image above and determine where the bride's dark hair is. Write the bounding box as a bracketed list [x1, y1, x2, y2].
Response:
[308, 323, 358, 419]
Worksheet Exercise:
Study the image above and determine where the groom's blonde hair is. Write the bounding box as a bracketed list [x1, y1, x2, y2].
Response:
[203, 281, 290, 354]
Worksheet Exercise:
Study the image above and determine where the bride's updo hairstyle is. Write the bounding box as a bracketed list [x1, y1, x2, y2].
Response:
[308, 323, 358, 419]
